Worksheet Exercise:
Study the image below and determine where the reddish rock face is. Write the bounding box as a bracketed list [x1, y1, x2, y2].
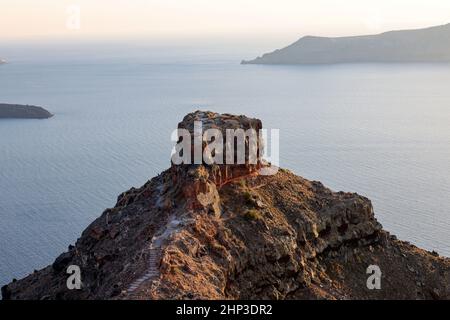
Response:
[171, 111, 268, 213]
[173, 111, 264, 178]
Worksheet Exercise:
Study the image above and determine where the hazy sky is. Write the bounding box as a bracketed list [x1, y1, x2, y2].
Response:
[2, 0, 450, 41]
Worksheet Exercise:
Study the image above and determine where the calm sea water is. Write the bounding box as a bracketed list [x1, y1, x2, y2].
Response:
[1, 42, 450, 286]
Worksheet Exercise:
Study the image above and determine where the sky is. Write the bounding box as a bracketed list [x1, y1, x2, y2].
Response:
[2, 0, 450, 42]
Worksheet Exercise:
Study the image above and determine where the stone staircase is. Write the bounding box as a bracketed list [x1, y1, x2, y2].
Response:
[126, 246, 161, 297]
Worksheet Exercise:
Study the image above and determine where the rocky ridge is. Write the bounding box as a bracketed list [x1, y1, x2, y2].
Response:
[0, 103, 53, 119]
[2, 111, 449, 300]
[242, 23, 450, 64]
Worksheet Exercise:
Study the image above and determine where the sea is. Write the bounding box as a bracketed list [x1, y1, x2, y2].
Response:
[1, 39, 450, 286]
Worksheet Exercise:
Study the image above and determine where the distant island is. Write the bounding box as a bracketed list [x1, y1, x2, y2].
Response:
[0, 103, 53, 119]
[242, 23, 450, 64]
[0, 59, 5, 64]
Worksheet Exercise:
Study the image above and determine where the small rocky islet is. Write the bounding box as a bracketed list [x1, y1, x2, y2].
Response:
[0, 103, 53, 119]
[2, 111, 449, 300]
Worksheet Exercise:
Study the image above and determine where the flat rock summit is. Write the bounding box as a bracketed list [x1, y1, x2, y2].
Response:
[2, 111, 449, 300]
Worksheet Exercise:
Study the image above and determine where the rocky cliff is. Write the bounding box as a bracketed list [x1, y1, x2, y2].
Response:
[2, 111, 449, 300]
[0, 103, 53, 119]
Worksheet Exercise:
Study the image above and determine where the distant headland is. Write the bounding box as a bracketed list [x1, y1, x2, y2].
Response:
[0, 103, 53, 119]
[242, 23, 450, 65]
